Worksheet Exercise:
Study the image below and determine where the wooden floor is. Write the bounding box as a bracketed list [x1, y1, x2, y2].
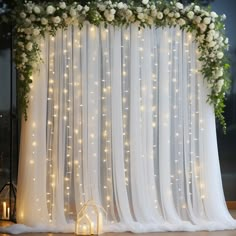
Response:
[0, 211, 236, 236]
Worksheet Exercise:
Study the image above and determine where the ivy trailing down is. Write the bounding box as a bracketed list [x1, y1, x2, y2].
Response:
[1, 0, 230, 131]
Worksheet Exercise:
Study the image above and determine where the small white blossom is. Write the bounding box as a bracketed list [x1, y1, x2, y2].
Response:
[150, 5, 156, 10]
[175, 12, 180, 18]
[84, 5, 90, 12]
[33, 6, 40, 14]
[151, 9, 157, 17]
[46, 5, 56, 15]
[163, 8, 169, 15]
[110, 9, 116, 15]
[194, 16, 201, 24]
[53, 16, 61, 24]
[126, 9, 133, 18]
[77, 5, 83, 11]
[199, 23, 207, 32]
[98, 4, 106, 11]
[168, 12, 174, 18]
[137, 7, 143, 13]
[33, 28, 40, 36]
[187, 11, 194, 19]
[59, 2, 67, 9]
[41, 17, 48, 25]
[26, 42, 33, 51]
[210, 11, 218, 18]
[209, 23, 215, 29]
[156, 12, 163, 20]
[221, 14, 226, 20]
[208, 41, 216, 47]
[70, 8, 77, 17]
[137, 13, 145, 20]
[20, 12, 26, 18]
[62, 13, 68, 19]
[194, 5, 200, 12]
[206, 35, 213, 42]
[176, 2, 183, 10]
[225, 37, 229, 44]
[178, 18, 186, 26]
[215, 68, 224, 78]
[217, 52, 224, 59]
[142, 0, 149, 5]
[30, 14, 36, 21]
[203, 17, 211, 24]
[216, 79, 224, 92]
[117, 2, 124, 9]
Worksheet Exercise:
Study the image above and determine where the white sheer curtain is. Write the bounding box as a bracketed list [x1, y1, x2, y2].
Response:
[2, 24, 236, 234]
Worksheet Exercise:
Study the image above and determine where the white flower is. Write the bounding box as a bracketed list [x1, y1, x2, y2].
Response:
[147, 17, 153, 25]
[70, 8, 77, 17]
[221, 14, 226, 20]
[199, 23, 207, 32]
[151, 9, 157, 17]
[216, 79, 224, 92]
[157, 12, 163, 19]
[41, 17, 48, 25]
[26, 42, 33, 51]
[168, 12, 174, 18]
[137, 13, 145, 20]
[178, 19, 186, 26]
[208, 29, 216, 36]
[194, 16, 201, 24]
[209, 23, 215, 29]
[126, 9, 133, 18]
[150, 5, 156, 10]
[194, 5, 200, 12]
[20, 12, 26, 18]
[208, 41, 216, 47]
[137, 7, 143, 13]
[62, 13, 68, 19]
[117, 2, 124, 9]
[203, 17, 211, 24]
[77, 5, 83, 11]
[206, 35, 213, 42]
[84, 5, 89, 12]
[33, 28, 40, 36]
[33, 6, 40, 14]
[217, 52, 224, 59]
[110, 9, 116, 15]
[214, 31, 219, 39]
[163, 8, 169, 15]
[53, 16, 61, 24]
[175, 12, 180, 18]
[187, 11, 194, 19]
[142, 0, 149, 5]
[225, 37, 229, 44]
[210, 11, 218, 18]
[215, 68, 224, 78]
[176, 2, 183, 10]
[59, 2, 66, 9]
[30, 14, 36, 21]
[25, 18, 31, 25]
[98, 4, 106, 11]
[46, 5, 55, 15]
[105, 13, 115, 21]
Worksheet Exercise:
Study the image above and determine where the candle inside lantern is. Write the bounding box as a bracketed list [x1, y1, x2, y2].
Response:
[82, 224, 88, 235]
[91, 222, 94, 235]
[98, 213, 103, 234]
[2, 202, 6, 219]
[7, 207, 10, 219]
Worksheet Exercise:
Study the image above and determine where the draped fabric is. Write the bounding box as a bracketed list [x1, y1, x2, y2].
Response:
[2, 24, 236, 234]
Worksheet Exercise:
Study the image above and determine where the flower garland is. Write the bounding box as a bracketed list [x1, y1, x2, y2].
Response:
[12, 0, 230, 131]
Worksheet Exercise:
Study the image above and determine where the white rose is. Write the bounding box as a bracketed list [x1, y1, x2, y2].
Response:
[41, 17, 48, 25]
[175, 12, 180, 18]
[33, 6, 40, 14]
[157, 12, 163, 20]
[214, 31, 219, 39]
[137, 13, 145, 20]
[168, 12, 174, 18]
[117, 2, 124, 9]
[208, 41, 216, 47]
[210, 11, 218, 18]
[105, 13, 114, 21]
[164, 8, 169, 15]
[147, 17, 153, 25]
[84, 5, 89, 12]
[150, 5, 156, 10]
[194, 5, 200, 12]
[209, 23, 215, 29]
[70, 8, 77, 17]
[217, 52, 224, 59]
[194, 16, 201, 24]
[208, 29, 215, 36]
[176, 2, 183, 10]
[59, 2, 66, 9]
[77, 5, 83, 11]
[137, 7, 143, 13]
[53, 16, 61, 24]
[20, 12, 26, 18]
[30, 14, 36, 21]
[178, 19, 186, 26]
[62, 13, 68, 19]
[215, 68, 224, 78]
[198, 35, 205, 43]
[26, 42, 33, 51]
[110, 9, 116, 15]
[199, 23, 207, 32]
[33, 28, 40, 36]
[187, 11, 194, 19]
[47, 6, 55, 15]
[151, 9, 157, 17]
[126, 9, 133, 17]
[225, 37, 229, 44]
[206, 35, 213, 42]
[203, 17, 211, 24]
[98, 4, 106, 11]
[142, 0, 149, 5]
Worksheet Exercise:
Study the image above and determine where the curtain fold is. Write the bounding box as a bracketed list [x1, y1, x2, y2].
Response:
[3, 24, 235, 234]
